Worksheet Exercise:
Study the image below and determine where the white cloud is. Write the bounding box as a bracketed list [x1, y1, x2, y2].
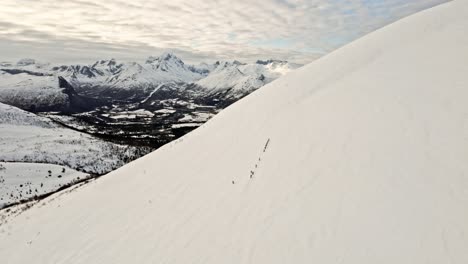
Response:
[0, 0, 449, 64]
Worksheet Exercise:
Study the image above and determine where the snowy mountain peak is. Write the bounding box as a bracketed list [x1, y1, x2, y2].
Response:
[187, 63, 212, 76]
[92, 58, 122, 68]
[196, 58, 300, 94]
[144, 56, 158, 64]
[139, 52, 204, 82]
[90, 58, 120, 69]
[232, 60, 245, 66]
[146, 55, 181, 72]
[107, 58, 117, 66]
[256, 59, 287, 65]
[159, 51, 177, 61]
[146, 52, 184, 67]
[0, 62, 12, 67]
[16, 58, 36, 66]
[213, 60, 244, 71]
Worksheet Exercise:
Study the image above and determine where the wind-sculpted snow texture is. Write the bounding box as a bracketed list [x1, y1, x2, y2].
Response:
[1, 1, 468, 263]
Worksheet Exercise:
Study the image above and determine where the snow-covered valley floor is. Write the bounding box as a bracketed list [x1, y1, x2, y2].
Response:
[0, 102, 151, 207]
[0, 162, 89, 208]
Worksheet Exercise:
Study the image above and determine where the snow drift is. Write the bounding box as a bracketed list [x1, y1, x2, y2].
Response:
[1, 0, 468, 263]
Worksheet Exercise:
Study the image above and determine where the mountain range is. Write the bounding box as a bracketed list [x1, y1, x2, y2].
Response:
[0, 53, 300, 112]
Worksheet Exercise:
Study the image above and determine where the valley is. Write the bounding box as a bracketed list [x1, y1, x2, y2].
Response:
[42, 98, 218, 148]
[0, 54, 299, 207]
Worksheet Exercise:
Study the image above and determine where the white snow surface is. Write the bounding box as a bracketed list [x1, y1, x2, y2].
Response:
[178, 112, 213, 122]
[0, 103, 145, 175]
[195, 60, 299, 92]
[1, 1, 468, 263]
[0, 71, 67, 110]
[0, 162, 89, 208]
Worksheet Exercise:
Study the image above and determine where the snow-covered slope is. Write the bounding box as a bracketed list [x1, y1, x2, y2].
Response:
[0, 102, 150, 206]
[144, 52, 204, 83]
[2, 1, 468, 263]
[0, 162, 88, 208]
[0, 70, 67, 111]
[0, 103, 147, 175]
[195, 60, 299, 96]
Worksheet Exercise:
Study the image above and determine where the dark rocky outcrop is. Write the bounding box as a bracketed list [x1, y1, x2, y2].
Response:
[58, 76, 109, 113]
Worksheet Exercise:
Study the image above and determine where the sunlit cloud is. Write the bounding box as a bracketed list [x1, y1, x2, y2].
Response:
[0, 0, 449, 64]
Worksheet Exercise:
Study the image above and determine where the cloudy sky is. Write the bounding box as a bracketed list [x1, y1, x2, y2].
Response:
[0, 0, 448, 64]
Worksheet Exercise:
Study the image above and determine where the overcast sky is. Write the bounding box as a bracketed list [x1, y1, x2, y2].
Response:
[0, 0, 448, 64]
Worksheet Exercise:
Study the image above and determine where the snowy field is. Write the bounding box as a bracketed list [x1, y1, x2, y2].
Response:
[0, 70, 67, 111]
[0, 102, 150, 205]
[0, 102, 149, 175]
[0, 162, 89, 208]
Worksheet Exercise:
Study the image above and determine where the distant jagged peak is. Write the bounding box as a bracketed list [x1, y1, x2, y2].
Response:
[187, 63, 211, 76]
[255, 59, 288, 65]
[159, 51, 177, 61]
[126, 61, 144, 70]
[16, 58, 36, 66]
[214, 60, 246, 69]
[146, 52, 184, 65]
[107, 58, 118, 66]
[51, 65, 71, 72]
[232, 60, 246, 66]
[0, 61, 13, 67]
[57, 76, 77, 95]
[92, 58, 121, 67]
[47, 59, 126, 80]
[145, 56, 158, 64]
[89, 58, 124, 76]
[145, 52, 189, 73]
[100, 58, 112, 64]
